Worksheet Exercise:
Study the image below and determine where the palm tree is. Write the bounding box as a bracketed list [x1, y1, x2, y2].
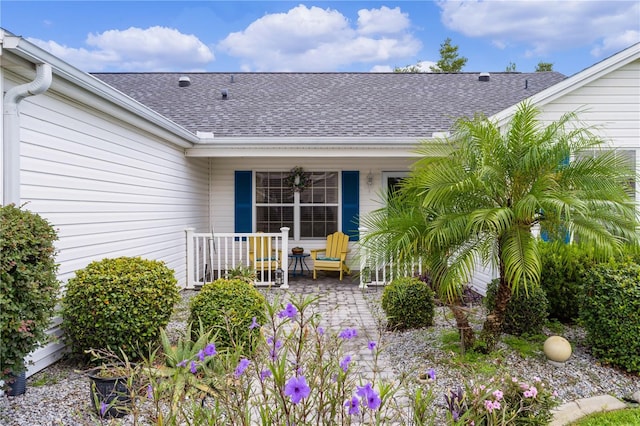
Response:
[362, 101, 638, 351]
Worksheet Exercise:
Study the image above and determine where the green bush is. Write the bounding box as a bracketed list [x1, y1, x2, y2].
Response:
[1, 204, 60, 379]
[485, 279, 549, 336]
[579, 261, 640, 372]
[62, 256, 179, 359]
[539, 241, 595, 323]
[381, 276, 435, 330]
[189, 279, 266, 352]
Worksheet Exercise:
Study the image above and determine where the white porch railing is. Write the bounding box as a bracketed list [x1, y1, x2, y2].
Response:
[185, 227, 290, 289]
[358, 226, 424, 289]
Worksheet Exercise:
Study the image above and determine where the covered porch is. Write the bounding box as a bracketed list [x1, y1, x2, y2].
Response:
[184, 227, 425, 289]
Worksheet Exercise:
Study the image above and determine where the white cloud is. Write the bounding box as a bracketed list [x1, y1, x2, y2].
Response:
[370, 65, 394, 72]
[357, 6, 410, 35]
[591, 30, 640, 56]
[29, 26, 214, 72]
[437, 0, 640, 57]
[217, 4, 421, 71]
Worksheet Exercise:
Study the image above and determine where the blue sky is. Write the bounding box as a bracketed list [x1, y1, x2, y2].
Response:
[2, 1, 639, 76]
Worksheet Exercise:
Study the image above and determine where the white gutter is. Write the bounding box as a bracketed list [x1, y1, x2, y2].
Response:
[3, 62, 52, 205]
[185, 136, 427, 158]
[1, 31, 199, 148]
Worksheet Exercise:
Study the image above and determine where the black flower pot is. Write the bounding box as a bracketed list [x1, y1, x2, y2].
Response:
[88, 368, 132, 419]
[6, 371, 26, 396]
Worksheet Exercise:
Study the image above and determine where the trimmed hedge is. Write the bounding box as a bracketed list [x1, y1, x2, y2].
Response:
[580, 261, 640, 373]
[62, 256, 179, 359]
[485, 279, 549, 336]
[1, 204, 60, 378]
[381, 276, 435, 330]
[189, 279, 266, 352]
[539, 241, 595, 323]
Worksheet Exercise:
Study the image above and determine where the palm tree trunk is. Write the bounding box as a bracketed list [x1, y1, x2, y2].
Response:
[479, 275, 512, 352]
[449, 302, 475, 351]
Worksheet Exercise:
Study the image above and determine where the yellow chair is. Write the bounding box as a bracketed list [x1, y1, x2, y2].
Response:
[248, 234, 282, 272]
[311, 231, 351, 280]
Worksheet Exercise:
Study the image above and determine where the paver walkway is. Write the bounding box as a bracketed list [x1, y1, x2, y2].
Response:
[275, 274, 395, 382]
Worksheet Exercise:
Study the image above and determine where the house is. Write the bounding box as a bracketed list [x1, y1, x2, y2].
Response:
[1, 26, 638, 375]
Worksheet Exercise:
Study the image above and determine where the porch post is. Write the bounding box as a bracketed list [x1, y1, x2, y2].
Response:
[358, 227, 368, 289]
[185, 228, 195, 289]
[280, 227, 290, 289]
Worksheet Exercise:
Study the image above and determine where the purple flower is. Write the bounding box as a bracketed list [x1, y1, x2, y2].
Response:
[235, 358, 251, 377]
[340, 355, 352, 372]
[345, 396, 360, 415]
[426, 368, 436, 381]
[339, 328, 358, 339]
[278, 303, 298, 319]
[284, 376, 311, 404]
[260, 369, 272, 381]
[198, 349, 206, 361]
[177, 359, 187, 367]
[190, 361, 198, 374]
[356, 382, 381, 410]
[249, 316, 260, 329]
[368, 341, 376, 351]
[147, 384, 153, 400]
[484, 399, 494, 413]
[204, 343, 217, 357]
[365, 390, 381, 410]
[317, 327, 325, 336]
[100, 401, 108, 417]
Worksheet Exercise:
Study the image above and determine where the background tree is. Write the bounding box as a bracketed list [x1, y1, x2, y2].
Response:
[505, 62, 517, 72]
[535, 61, 554, 72]
[394, 64, 422, 73]
[361, 102, 638, 352]
[430, 38, 467, 73]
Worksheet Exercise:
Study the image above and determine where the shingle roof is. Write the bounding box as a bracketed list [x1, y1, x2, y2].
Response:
[92, 72, 566, 138]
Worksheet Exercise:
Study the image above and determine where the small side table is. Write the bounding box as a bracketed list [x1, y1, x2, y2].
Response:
[288, 253, 311, 277]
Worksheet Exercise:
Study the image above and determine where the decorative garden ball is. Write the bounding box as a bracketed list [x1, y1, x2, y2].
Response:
[543, 336, 572, 362]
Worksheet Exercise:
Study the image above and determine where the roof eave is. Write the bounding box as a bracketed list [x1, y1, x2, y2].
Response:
[490, 42, 640, 126]
[186, 136, 427, 158]
[1, 30, 198, 148]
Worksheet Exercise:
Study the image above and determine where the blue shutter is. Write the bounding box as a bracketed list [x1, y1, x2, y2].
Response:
[235, 171, 252, 233]
[342, 171, 359, 241]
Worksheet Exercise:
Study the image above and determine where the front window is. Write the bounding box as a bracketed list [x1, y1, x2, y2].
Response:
[256, 171, 338, 239]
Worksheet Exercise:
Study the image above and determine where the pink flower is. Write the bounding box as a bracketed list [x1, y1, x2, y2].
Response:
[492, 401, 501, 410]
[524, 386, 538, 398]
[492, 390, 503, 401]
[484, 400, 494, 413]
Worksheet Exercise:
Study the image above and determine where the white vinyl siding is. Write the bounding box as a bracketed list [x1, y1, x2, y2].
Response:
[537, 59, 640, 148]
[11, 80, 209, 376]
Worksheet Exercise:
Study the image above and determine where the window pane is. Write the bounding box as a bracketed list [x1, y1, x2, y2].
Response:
[257, 170, 338, 239]
[300, 206, 337, 239]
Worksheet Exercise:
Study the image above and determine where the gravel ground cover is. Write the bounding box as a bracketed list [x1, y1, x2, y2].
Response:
[1, 288, 638, 425]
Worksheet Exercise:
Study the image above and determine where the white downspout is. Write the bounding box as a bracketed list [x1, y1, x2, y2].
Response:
[3, 63, 52, 205]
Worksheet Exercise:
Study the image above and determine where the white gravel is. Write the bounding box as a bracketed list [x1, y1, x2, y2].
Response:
[1, 290, 638, 425]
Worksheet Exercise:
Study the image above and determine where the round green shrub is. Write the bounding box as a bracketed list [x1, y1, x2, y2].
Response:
[484, 279, 549, 336]
[539, 241, 595, 323]
[189, 279, 266, 352]
[381, 276, 435, 330]
[579, 261, 640, 373]
[61, 256, 179, 359]
[1, 204, 60, 379]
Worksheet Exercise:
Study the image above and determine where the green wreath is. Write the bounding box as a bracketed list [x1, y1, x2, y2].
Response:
[285, 166, 310, 192]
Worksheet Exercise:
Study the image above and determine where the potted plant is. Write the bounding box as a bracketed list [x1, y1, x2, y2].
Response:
[0, 204, 60, 396]
[292, 246, 304, 255]
[86, 348, 137, 419]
